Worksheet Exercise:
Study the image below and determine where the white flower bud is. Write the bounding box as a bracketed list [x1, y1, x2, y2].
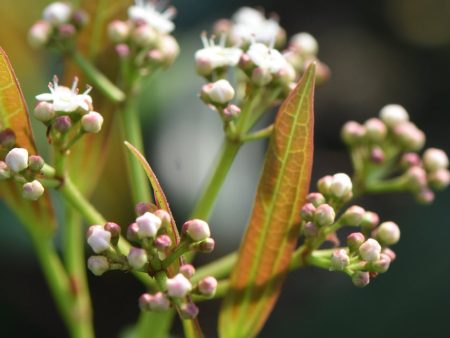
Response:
[347, 232, 365, 252]
[423, 148, 448, 172]
[108, 20, 130, 43]
[290, 32, 318, 56]
[379, 104, 409, 127]
[81, 111, 104, 133]
[179, 302, 199, 319]
[87, 225, 111, 253]
[131, 24, 157, 47]
[166, 273, 192, 298]
[87, 256, 110, 276]
[34, 101, 55, 122]
[359, 238, 381, 262]
[206, 79, 235, 105]
[376, 221, 400, 246]
[43, 2, 73, 25]
[352, 271, 370, 287]
[5, 148, 29, 173]
[314, 204, 335, 227]
[364, 118, 387, 142]
[22, 180, 45, 201]
[159, 35, 180, 67]
[28, 21, 52, 48]
[300, 203, 316, 221]
[330, 249, 350, 271]
[394, 121, 425, 151]
[341, 121, 365, 145]
[428, 169, 450, 190]
[179, 264, 196, 279]
[149, 292, 171, 311]
[372, 253, 391, 273]
[197, 276, 218, 297]
[127, 247, 148, 269]
[342, 205, 366, 226]
[136, 212, 162, 238]
[317, 175, 333, 195]
[183, 219, 211, 242]
[361, 211, 380, 229]
[330, 173, 353, 198]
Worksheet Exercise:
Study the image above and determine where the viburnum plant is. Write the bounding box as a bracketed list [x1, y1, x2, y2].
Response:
[0, 1, 448, 338]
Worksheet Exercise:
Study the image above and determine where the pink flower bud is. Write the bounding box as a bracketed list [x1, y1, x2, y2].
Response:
[153, 209, 171, 225]
[306, 192, 326, 207]
[104, 222, 121, 246]
[416, 187, 435, 204]
[34, 101, 55, 122]
[179, 264, 196, 279]
[300, 203, 316, 221]
[72, 9, 89, 28]
[370, 147, 385, 164]
[401, 152, 421, 169]
[108, 20, 130, 43]
[194, 238, 215, 253]
[43, 2, 72, 25]
[159, 35, 180, 67]
[303, 221, 319, 238]
[81, 111, 104, 133]
[115, 44, 130, 58]
[23, 180, 45, 201]
[342, 205, 365, 226]
[376, 221, 400, 246]
[58, 24, 76, 39]
[0, 161, 11, 180]
[183, 219, 211, 242]
[155, 235, 172, 251]
[135, 202, 155, 216]
[341, 121, 365, 145]
[423, 148, 448, 172]
[5, 148, 29, 173]
[149, 292, 171, 312]
[223, 104, 241, 120]
[360, 211, 379, 230]
[195, 56, 214, 76]
[371, 253, 391, 273]
[317, 175, 333, 195]
[406, 166, 427, 191]
[132, 24, 157, 47]
[28, 21, 52, 48]
[314, 204, 335, 227]
[379, 104, 409, 128]
[28, 155, 45, 172]
[251, 67, 273, 86]
[206, 79, 235, 105]
[382, 248, 396, 261]
[54, 116, 72, 133]
[198, 276, 218, 297]
[359, 238, 381, 262]
[352, 271, 370, 287]
[364, 118, 387, 142]
[394, 121, 425, 151]
[330, 249, 350, 271]
[127, 247, 148, 269]
[127, 222, 140, 242]
[87, 255, 109, 276]
[87, 225, 111, 253]
[179, 302, 199, 319]
[347, 232, 365, 252]
[136, 212, 162, 238]
[428, 169, 450, 190]
[330, 173, 353, 199]
[0, 128, 16, 149]
[139, 293, 152, 311]
[166, 273, 192, 298]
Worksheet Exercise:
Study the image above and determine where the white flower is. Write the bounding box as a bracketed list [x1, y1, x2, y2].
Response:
[36, 76, 92, 113]
[128, 0, 176, 34]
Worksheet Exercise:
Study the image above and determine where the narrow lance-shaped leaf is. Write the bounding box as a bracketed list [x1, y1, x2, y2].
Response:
[219, 63, 316, 338]
[0, 47, 57, 234]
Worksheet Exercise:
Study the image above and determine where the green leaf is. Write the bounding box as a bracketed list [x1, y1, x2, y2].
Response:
[0, 47, 57, 234]
[219, 63, 316, 338]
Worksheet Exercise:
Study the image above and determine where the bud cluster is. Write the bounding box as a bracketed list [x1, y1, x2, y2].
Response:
[107, 1, 179, 75]
[28, 1, 88, 50]
[341, 104, 449, 203]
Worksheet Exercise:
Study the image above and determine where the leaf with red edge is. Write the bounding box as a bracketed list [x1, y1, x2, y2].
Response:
[0, 47, 57, 234]
[219, 63, 316, 338]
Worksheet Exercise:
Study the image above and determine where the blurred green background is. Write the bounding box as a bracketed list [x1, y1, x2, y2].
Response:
[1, 0, 449, 337]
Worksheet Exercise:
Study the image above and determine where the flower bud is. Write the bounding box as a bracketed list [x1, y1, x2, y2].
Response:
[135, 202, 156, 216]
[108, 20, 130, 43]
[132, 24, 157, 47]
[0, 161, 11, 180]
[87, 256, 110, 276]
[179, 302, 199, 319]
[43, 2, 72, 25]
[290, 32, 318, 55]
[0, 128, 16, 149]
[423, 148, 448, 172]
[206, 79, 235, 105]
[194, 238, 215, 253]
[400, 152, 421, 169]
[406, 166, 427, 191]
[28, 21, 52, 48]
[300, 203, 316, 221]
[23, 180, 45, 201]
[416, 187, 435, 204]
[150, 292, 171, 312]
[104, 222, 121, 246]
[166, 273, 192, 298]
[317, 175, 333, 195]
[364, 118, 387, 142]
[341, 205, 365, 226]
[352, 271, 370, 287]
[303, 221, 319, 238]
[428, 169, 450, 190]
[197, 276, 218, 297]
[87, 225, 111, 253]
[34, 101, 55, 122]
[127, 222, 140, 242]
[370, 147, 385, 164]
[330, 249, 350, 271]
[58, 24, 76, 39]
[72, 9, 89, 28]
[382, 248, 396, 261]
[154, 234, 172, 251]
[223, 104, 241, 121]
[5, 148, 29, 173]
[251, 67, 273, 86]
[136, 212, 162, 238]
[54, 116, 72, 133]
[159, 35, 180, 67]
[154, 209, 171, 226]
[179, 264, 196, 279]
[115, 43, 130, 58]
[28, 155, 45, 172]
[306, 192, 326, 207]
[127, 247, 148, 269]
[183, 219, 211, 242]
[81, 111, 103, 133]
[394, 121, 425, 151]
[379, 104, 409, 128]
[376, 221, 400, 246]
[347, 232, 365, 252]
[330, 173, 353, 199]
[359, 238, 381, 262]
[139, 293, 152, 311]
[371, 253, 391, 273]
[314, 204, 335, 227]
[341, 121, 365, 145]
[360, 211, 379, 230]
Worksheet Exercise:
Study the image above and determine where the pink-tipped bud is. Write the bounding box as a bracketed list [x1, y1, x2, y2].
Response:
[166, 273, 192, 298]
[115, 43, 130, 57]
[372, 253, 391, 273]
[54, 116, 72, 133]
[382, 248, 396, 261]
[423, 148, 448, 172]
[379, 104, 409, 128]
[132, 24, 157, 47]
[330, 249, 350, 271]
[290, 32, 319, 56]
[314, 204, 335, 227]
[179, 302, 199, 319]
[352, 271, 370, 287]
[179, 264, 196, 279]
[341, 121, 365, 145]
[108, 20, 130, 43]
[342, 205, 365, 226]
[23, 180, 45, 201]
[135, 202, 156, 216]
[428, 169, 450, 190]
[303, 221, 319, 238]
[127, 247, 148, 269]
[34, 101, 55, 122]
[401, 152, 421, 169]
[347, 232, 365, 252]
[196, 238, 215, 253]
[306, 192, 326, 207]
[198, 276, 218, 297]
[0, 128, 16, 149]
[28, 155, 45, 172]
[415, 188, 435, 204]
[72, 9, 89, 28]
[154, 209, 171, 226]
[406, 166, 427, 191]
[359, 238, 381, 262]
[370, 147, 385, 164]
[127, 222, 140, 242]
[317, 175, 333, 195]
[195, 56, 214, 76]
[28, 21, 52, 48]
[136, 212, 162, 238]
[87, 225, 111, 254]
[154, 235, 172, 251]
[223, 104, 241, 121]
[5, 148, 29, 173]
[104, 222, 121, 246]
[58, 24, 76, 39]
[159, 35, 180, 67]
[206, 79, 235, 105]
[330, 173, 353, 199]
[360, 211, 379, 230]
[364, 118, 387, 142]
[0, 161, 11, 180]
[81, 111, 103, 133]
[139, 293, 152, 311]
[376, 221, 400, 246]
[43, 2, 72, 25]
[87, 255, 110, 276]
[150, 292, 171, 312]
[394, 121, 426, 151]
[300, 203, 316, 222]
[251, 67, 273, 86]
[183, 219, 211, 242]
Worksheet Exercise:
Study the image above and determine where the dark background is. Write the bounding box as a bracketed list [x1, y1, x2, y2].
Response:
[1, 0, 449, 337]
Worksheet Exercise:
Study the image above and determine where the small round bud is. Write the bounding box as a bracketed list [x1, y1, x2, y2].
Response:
[136, 212, 162, 238]
[360, 211, 379, 230]
[314, 204, 335, 227]
[166, 273, 192, 298]
[303, 221, 319, 238]
[317, 175, 333, 195]
[341, 205, 365, 226]
[401, 152, 421, 169]
[153, 209, 171, 226]
[223, 104, 241, 121]
[251, 67, 273, 86]
[34, 101, 55, 122]
[428, 169, 450, 190]
[87, 225, 111, 253]
[341, 121, 365, 145]
[179, 302, 199, 320]
[376, 221, 400, 246]
[54, 116, 72, 133]
[206, 79, 235, 105]
[28, 155, 45, 172]
[23, 180, 45, 201]
[28, 21, 52, 48]
[127, 222, 140, 242]
[300, 203, 316, 221]
[108, 20, 130, 43]
[132, 24, 157, 47]
[330, 249, 350, 271]
[359, 238, 381, 262]
[382, 248, 396, 261]
[115, 43, 130, 57]
[370, 147, 385, 164]
[183, 219, 211, 242]
[5, 148, 29, 173]
[127, 247, 148, 269]
[406, 166, 427, 191]
[135, 202, 155, 216]
[43, 2, 73, 25]
[104, 222, 121, 246]
[179, 264, 196, 279]
[330, 173, 353, 199]
[81, 111, 103, 133]
[423, 148, 448, 172]
[364, 118, 387, 142]
[379, 104, 409, 128]
[87, 256, 110, 276]
[416, 187, 435, 204]
[394, 121, 425, 151]
[0, 128, 16, 149]
[159, 35, 180, 67]
[58, 24, 76, 39]
[197, 276, 218, 297]
[154, 234, 172, 251]
[0, 161, 11, 180]
[72, 9, 89, 28]
[139, 293, 152, 311]
[306, 192, 326, 207]
[352, 271, 370, 287]
[196, 238, 215, 253]
[149, 292, 171, 312]
[371, 253, 391, 273]
[290, 32, 318, 55]
[347, 232, 365, 252]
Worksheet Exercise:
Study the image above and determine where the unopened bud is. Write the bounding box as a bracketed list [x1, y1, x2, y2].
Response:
[317, 175, 333, 195]
[300, 203, 316, 221]
[306, 192, 326, 207]
[136, 212, 162, 238]
[154, 234, 172, 251]
[359, 238, 381, 262]
[371, 253, 391, 273]
[87, 225, 111, 253]
[23, 180, 45, 201]
[132, 24, 157, 47]
[0, 128, 16, 148]
[159, 35, 180, 67]
[382, 248, 396, 261]
[347, 232, 365, 252]
[194, 238, 215, 253]
[43, 2, 72, 25]
[104, 222, 121, 246]
[364, 118, 387, 142]
[303, 221, 319, 238]
[406, 166, 427, 191]
[127, 247, 148, 269]
[379, 104, 409, 128]
[415, 187, 435, 204]
[0, 161, 11, 180]
[423, 148, 448, 172]
[28, 21, 52, 48]
[166, 273, 192, 298]
[72, 9, 89, 28]
[179, 264, 196, 279]
[206, 79, 235, 105]
[5, 148, 29, 173]
[330, 173, 353, 199]
[34, 101, 55, 122]
[81, 111, 103, 133]
[376, 221, 400, 246]
[179, 302, 199, 319]
[115, 43, 130, 58]
[150, 292, 171, 311]
[87, 255, 110, 276]
[394, 121, 425, 151]
[360, 211, 379, 230]
[58, 24, 76, 39]
[314, 204, 335, 227]
[183, 219, 211, 242]
[54, 116, 72, 133]
[290, 32, 318, 56]
[428, 169, 450, 190]
[139, 293, 152, 311]
[251, 67, 273, 86]
[197, 276, 218, 297]
[401, 152, 421, 169]
[154, 209, 171, 226]
[370, 147, 385, 164]
[341, 121, 365, 145]
[341, 205, 365, 226]
[28, 155, 45, 172]
[135, 202, 156, 216]
[330, 249, 350, 271]
[352, 271, 370, 287]
[108, 20, 130, 43]
[127, 222, 140, 242]
[223, 104, 241, 120]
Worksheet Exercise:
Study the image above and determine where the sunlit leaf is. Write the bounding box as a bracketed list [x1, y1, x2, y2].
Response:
[219, 63, 316, 338]
[0, 47, 57, 234]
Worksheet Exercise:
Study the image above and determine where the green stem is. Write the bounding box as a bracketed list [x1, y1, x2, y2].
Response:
[364, 175, 409, 194]
[192, 252, 238, 283]
[71, 50, 125, 102]
[241, 124, 274, 143]
[162, 241, 190, 269]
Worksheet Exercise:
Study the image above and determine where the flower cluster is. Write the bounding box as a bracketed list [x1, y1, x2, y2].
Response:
[107, 0, 179, 75]
[28, 1, 88, 50]
[86, 204, 216, 319]
[300, 173, 400, 287]
[342, 104, 449, 202]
